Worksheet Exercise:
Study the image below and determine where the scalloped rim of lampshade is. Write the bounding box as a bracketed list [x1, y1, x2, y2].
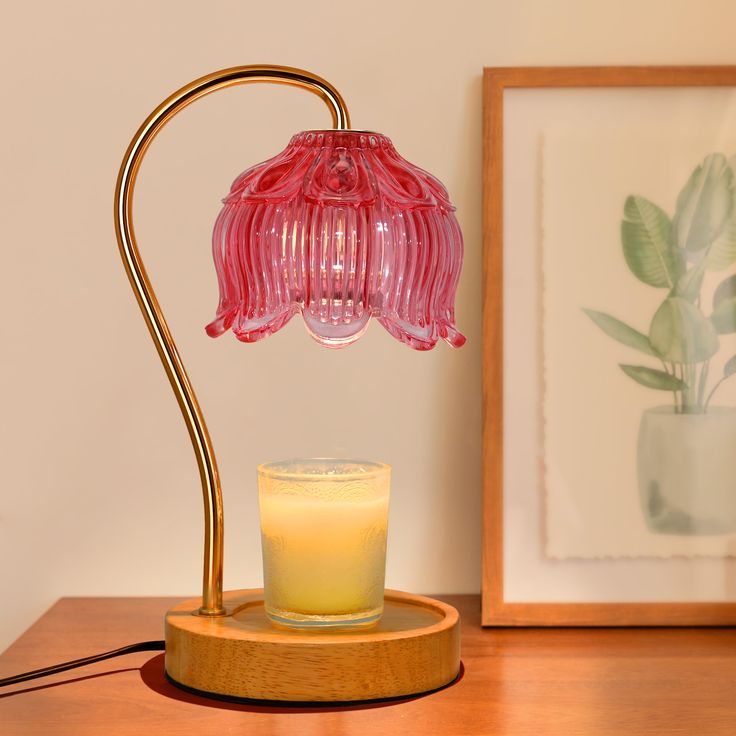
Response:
[206, 304, 466, 350]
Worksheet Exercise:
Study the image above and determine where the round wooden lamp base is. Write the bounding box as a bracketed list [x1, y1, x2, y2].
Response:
[165, 588, 460, 703]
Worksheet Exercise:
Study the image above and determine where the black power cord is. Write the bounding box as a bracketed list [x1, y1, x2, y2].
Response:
[0, 640, 165, 688]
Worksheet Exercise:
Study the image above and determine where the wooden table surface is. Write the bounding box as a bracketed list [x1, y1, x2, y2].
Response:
[1, 594, 736, 735]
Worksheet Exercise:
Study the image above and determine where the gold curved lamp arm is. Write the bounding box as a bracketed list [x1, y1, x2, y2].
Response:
[113, 65, 351, 616]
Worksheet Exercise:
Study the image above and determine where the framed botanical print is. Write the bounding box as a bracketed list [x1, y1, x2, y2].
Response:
[482, 66, 736, 625]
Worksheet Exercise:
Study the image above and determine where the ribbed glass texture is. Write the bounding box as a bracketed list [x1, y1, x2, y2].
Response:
[205, 130, 464, 350]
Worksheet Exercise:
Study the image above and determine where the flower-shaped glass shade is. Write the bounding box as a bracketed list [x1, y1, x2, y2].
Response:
[205, 130, 464, 350]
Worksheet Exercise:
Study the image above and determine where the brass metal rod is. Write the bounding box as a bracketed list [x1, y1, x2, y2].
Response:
[113, 65, 351, 616]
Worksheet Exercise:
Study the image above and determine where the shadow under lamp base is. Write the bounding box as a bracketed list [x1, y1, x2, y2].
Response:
[164, 589, 460, 703]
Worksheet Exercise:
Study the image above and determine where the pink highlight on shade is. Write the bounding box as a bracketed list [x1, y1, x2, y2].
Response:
[205, 130, 465, 350]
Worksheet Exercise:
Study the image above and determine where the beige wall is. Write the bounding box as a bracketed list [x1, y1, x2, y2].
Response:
[1, 0, 735, 650]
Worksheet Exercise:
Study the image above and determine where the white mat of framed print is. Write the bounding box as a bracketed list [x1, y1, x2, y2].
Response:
[482, 67, 736, 625]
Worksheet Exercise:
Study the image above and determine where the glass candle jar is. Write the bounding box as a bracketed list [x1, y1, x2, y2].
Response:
[258, 459, 390, 629]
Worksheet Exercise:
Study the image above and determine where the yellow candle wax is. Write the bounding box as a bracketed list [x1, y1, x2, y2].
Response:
[260, 492, 388, 615]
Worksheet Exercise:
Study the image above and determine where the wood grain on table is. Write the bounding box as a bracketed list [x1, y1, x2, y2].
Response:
[1, 595, 736, 735]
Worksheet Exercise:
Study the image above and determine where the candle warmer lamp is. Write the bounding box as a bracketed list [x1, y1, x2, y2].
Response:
[114, 65, 465, 703]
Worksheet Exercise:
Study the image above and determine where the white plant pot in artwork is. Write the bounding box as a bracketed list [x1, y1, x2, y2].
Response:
[637, 406, 736, 535]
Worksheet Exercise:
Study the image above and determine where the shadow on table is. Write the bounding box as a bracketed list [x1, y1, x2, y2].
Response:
[0, 654, 462, 711]
[140, 653, 464, 713]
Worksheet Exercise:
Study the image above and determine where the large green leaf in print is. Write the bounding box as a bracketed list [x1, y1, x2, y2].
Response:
[710, 274, 736, 334]
[621, 196, 678, 288]
[713, 273, 736, 306]
[649, 297, 719, 363]
[704, 214, 736, 270]
[711, 301, 736, 335]
[705, 154, 736, 270]
[619, 365, 687, 391]
[673, 265, 705, 302]
[724, 354, 736, 378]
[583, 309, 657, 356]
[672, 152, 734, 253]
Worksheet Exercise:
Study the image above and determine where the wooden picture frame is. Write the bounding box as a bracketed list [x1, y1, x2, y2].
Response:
[482, 66, 736, 626]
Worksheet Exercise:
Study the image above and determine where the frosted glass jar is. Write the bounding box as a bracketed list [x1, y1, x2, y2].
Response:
[258, 459, 390, 629]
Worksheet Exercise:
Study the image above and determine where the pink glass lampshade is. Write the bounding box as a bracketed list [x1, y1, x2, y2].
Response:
[205, 130, 464, 350]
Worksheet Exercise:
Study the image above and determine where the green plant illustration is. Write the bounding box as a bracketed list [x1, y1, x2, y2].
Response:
[585, 153, 736, 413]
